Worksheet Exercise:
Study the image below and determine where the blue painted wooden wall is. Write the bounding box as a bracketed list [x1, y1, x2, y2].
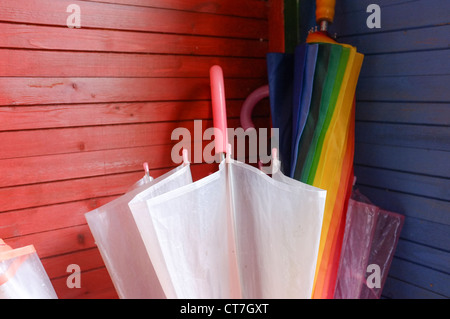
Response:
[327, 0, 450, 298]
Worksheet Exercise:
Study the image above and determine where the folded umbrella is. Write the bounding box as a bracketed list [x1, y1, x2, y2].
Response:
[309, 45, 362, 299]
[0, 239, 57, 299]
[290, 44, 318, 177]
[334, 191, 404, 299]
[128, 65, 327, 299]
[85, 160, 192, 299]
[265, 0, 364, 298]
[266, 52, 295, 173]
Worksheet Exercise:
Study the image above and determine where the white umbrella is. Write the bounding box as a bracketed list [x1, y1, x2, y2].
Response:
[127, 66, 327, 298]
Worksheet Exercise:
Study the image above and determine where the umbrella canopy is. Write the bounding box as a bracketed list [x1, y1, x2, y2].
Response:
[125, 65, 327, 299]
[129, 156, 326, 298]
[85, 161, 192, 299]
[0, 240, 57, 299]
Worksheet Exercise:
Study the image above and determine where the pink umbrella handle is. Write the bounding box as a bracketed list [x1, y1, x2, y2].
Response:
[240, 84, 270, 131]
[210, 65, 228, 156]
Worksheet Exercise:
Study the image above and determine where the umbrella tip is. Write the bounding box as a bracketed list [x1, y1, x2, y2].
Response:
[271, 148, 278, 162]
[182, 148, 189, 165]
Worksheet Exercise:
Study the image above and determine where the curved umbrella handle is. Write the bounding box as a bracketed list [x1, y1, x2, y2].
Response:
[240, 84, 270, 131]
[210, 65, 229, 156]
[316, 0, 336, 28]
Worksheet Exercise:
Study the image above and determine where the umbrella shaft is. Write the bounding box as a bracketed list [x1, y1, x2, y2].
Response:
[319, 20, 329, 32]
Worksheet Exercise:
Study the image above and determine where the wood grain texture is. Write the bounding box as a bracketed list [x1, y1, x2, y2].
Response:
[0, 0, 271, 299]
[355, 143, 450, 178]
[0, 49, 266, 78]
[0, 23, 267, 57]
[51, 267, 118, 299]
[330, 0, 450, 299]
[0, 100, 270, 131]
[355, 102, 450, 125]
[83, 0, 268, 19]
[331, 0, 449, 36]
[0, 77, 266, 106]
[0, 0, 268, 38]
[339, 25, 450, 54]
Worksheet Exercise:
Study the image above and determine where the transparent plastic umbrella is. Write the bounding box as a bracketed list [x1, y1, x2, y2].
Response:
[0, 239, 57, 299]
[334, 191, 404, 299]
[85, 155, 192, 299]
[127, 65, 327, 299]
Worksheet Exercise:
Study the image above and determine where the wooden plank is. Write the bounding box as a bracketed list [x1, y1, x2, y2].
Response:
[267, 0, 284, 52]
[394, 239, 450, 274]
[356, 75, 450, 102]
[0, 171, 149, 212]
[334, 0, 420, 14]
[0, 141, 231, 193]
[3, 224, 96, 258]
[355, 102, 450, 126]
[339, 25, 450, 54]
[360, 49, 450, 77]
[388, 257, 450, 297]
[0, 0, 268, 39]
[0, 49, 267, 78]
[84, 0, 268, 19]
[0, 163, 213, 212]
[0, 133, 263, 187]
[0, 123, 177, 159]
[0, 22, 267, 57]
[0, 77, 266, 106]
[0, 100, 270, 131]
[190, 162, 218, 181]
[42, 248, 107, 279]
[330, 0, 449, 36]
[355, 122, 450, 151]
[382, 276, 446, 299]
[354, 142, 450, 178]
[51, 267, 118, 299]
[0, 117, 265, 159]
[0, 121, 198, 159]
[355, 185, 449, 226]
[0, 196, 116, 238]
[0, 144, 176, 187]
[80, 287, 118, 299]
[354, 165, 450, 202]
[401, 217, 450, 251]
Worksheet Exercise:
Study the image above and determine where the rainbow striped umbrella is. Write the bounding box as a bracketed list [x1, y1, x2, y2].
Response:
[266, 27, 363, 298]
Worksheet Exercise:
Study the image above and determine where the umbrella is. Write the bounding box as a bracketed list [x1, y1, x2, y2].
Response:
[334, 190, 404, 299]
[0, 239, 57, 299]
[85, 154, 192, 299]
[263, 0, 364, 298]
[127, 65, 327, 298]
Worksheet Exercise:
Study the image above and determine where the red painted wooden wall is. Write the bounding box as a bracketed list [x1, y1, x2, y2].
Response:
[0, 0, 283, 298]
